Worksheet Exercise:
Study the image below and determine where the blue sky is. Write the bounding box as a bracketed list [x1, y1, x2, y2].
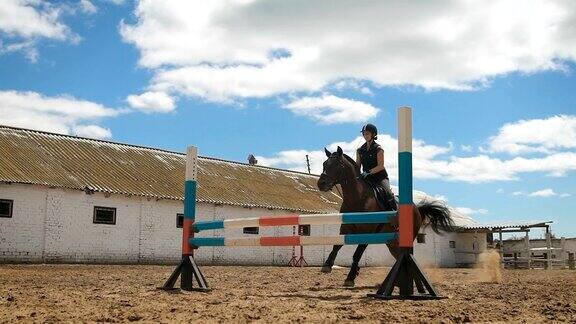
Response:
[1, 1, 575, 237]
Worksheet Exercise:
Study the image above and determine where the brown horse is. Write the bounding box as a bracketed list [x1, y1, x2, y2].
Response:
[317, 147, 453, 287]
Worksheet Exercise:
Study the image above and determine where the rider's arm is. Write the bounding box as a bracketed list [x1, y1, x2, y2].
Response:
[369, 149, 385, 174]
[356, 151, 362, 166]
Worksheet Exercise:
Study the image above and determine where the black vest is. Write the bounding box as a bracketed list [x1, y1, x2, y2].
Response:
[357, 141, 388, 182]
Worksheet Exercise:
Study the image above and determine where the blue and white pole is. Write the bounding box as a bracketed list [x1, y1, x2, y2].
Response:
[182, 146, 198, 256]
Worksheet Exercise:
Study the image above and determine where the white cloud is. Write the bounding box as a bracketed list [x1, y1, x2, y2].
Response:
[0, 90, 118, 139]
[454, 207, 488, 215]
[528, 188, 557, 197]
[79, 0, 98, 15]
[256, 136, 373, 174]
[257, 134, 452, 178]
[257, 132, 576, 183]
[488, 115, 576, 155]
[433, 195, 448, 202]
[256, 149, 326, 174]
[496, 188, 504, 193]
[0, 1, 80, 61]
[148, 54, 325, 103]
[461, 145, 473, 152]
[449, 153, 576, 182]
[283, 95, 379, 124]
[512, 189, 570, 198]
[0, 40, 38, 62]
[332, 79, 373, 96]
[0, 1, 70, 39]
[127, 91, 175, 113]
[360, 87, 372, 95]
[121, 0, 576, 104]
[73, 125, 111, 139]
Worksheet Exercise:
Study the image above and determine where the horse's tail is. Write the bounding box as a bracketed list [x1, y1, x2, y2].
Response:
[416, 199, 454, 234]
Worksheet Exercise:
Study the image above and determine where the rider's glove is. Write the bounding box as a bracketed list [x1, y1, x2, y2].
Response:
[360, 171, 371, 179]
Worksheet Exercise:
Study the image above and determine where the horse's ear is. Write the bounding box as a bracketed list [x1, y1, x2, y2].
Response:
[336, 146, 343, 156]
[324, 147, 331, 158]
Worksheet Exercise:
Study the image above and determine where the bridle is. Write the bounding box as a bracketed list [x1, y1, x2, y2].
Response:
[321, 154, 350, 188]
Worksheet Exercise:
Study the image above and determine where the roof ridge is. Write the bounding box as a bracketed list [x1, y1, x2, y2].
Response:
[0, 124, 183, 156]
[0, 124, 320, 178]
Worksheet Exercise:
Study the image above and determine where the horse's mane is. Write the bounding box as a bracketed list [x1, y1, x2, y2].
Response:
[341, 153, 361, 174]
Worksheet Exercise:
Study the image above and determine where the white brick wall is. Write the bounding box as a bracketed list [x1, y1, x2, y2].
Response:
[0, 184, 45, 262]
[0, 183, 175, 264]
[0, 183, 476, 267]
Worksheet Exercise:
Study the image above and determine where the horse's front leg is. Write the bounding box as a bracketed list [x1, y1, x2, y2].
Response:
[344, 244, 368, 287]
[321, 245, 343, 273]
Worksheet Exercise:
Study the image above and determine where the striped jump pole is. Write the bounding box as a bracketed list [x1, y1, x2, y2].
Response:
[191, 211, 396, 232]
[369, 106, 443, 300]
[398, 107, 414, 249]
[161, 146, 209, 291]
[190, 232, 398, 247]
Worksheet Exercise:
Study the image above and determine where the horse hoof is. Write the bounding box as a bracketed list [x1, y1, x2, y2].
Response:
[321, 265, 332, 273]
[343, 280, 355, 287]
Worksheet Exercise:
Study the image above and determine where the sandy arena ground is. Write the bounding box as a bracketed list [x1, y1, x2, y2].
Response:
[1, 263, 575, 323]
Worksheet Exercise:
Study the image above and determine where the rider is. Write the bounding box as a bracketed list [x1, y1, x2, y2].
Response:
[356, 123, 397, 211]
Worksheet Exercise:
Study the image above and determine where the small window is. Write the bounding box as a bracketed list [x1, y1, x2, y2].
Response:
[0, 199, 13, 218]
[298, 225, 311, 236]
[243, 227, 259, 235]
[486, 233, 494, 244]
[176, 213, 184, 228]
[416, 233, 426, 243]
[449, 240, 456, 248]
[93, 206, 116, 225]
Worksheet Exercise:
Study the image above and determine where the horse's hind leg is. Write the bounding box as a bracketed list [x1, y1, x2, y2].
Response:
[321, 245, 343, 273]
[344, 244, 368, 287]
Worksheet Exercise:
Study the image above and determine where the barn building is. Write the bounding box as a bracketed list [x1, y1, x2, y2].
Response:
[0, 125, 485, 267]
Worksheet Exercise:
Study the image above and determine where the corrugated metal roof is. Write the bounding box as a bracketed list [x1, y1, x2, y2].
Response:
[0, 125, 341, 213]
[458, 220, 553, 231]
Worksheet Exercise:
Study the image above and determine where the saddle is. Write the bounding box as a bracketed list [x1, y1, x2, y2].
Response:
[363, 180, 398, 212]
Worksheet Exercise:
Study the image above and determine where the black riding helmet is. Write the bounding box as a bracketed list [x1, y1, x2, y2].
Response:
[360, 123, 378, 139]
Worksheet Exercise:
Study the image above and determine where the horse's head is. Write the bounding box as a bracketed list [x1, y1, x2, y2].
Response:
[317, 146, 354, 192]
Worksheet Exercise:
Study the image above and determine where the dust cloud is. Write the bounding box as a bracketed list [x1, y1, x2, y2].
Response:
[475, 249, 502, 283]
